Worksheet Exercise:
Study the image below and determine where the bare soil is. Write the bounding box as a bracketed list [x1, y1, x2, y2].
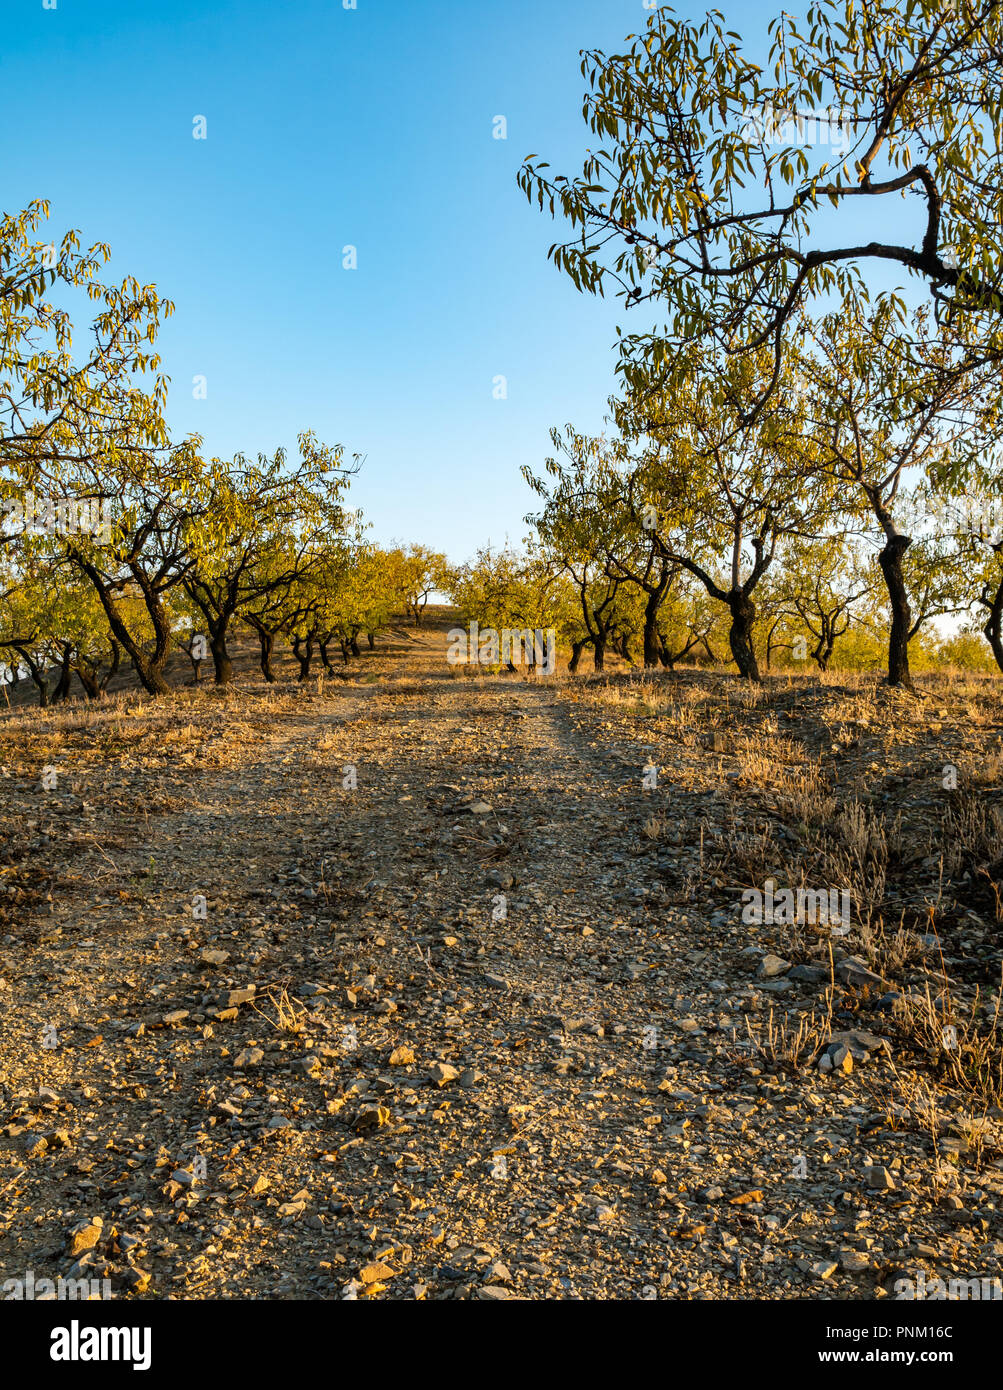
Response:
[2, 617, 1002, 1300]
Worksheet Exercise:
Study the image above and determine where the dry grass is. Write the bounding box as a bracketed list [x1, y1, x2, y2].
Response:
[741, 989, 835, 1071]
[566, 661, 1003, 1129]
[249, 987, 309, 1036]
[894, 976, 1003, 1111]
[858, 913, 929, 977]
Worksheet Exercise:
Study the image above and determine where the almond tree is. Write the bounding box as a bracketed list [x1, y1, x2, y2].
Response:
[239, 555, 311, 682]
[181, 434, 351, 685]
[969, 533, 1003, 670]
[769, 539, 875, 671]
[0, 554, 57, 705]
[61, 442, 201, 695]
[797, 303, 1001, 688]
[0, 542, 120, 704]
[450, 545, 566, 670]
[527, 426, 681, 669]
[2, 200, 170, 536]
[519, 0, 1003, 422]
[310, 539, 364, 668]
[933, 485, 1003, 672]
[615, 347, 833, 680]
[398, 545, 450, 627]
[526, 431, 651, 671]
[656, 583, 727, 670]
[321, 545, 402, 662]
[44, 568, 123, 700]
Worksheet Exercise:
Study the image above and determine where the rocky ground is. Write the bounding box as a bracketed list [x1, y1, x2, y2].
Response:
[2, 619, 1002, 1301]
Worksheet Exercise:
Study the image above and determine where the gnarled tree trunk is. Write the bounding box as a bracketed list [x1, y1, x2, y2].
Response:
[209, 626, 234, 686]
[292, 632, 314, 681]
[728, 591, 761, 681]
[982, 574, 1003, 674]
[877, 533, 914, 689]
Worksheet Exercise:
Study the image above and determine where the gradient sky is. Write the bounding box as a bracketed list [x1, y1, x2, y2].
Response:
[4, 0, 914, 562]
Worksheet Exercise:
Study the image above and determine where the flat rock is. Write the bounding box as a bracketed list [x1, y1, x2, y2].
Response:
[828, 1028, 892, 1060]
[789, 963, 830, 985]
[835, 957, 885, 989]
[67, 1219, 103, 1256]
[758, 954, 792, 979]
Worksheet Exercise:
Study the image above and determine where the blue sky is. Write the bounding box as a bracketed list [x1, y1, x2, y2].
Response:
[4, 0, 914, 563]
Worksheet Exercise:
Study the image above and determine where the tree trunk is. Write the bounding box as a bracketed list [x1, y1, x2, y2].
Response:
[765, 618, 782, 673]
[137, 655, 171, 695]
[643, 588, 664, 668]
[14, 647, 49, 707]
[105, 639, 121, 690]
[293, 633, 314, 681]
[983, 576, 1003, 674]
[210, 629, 234, 686]
[116, 599, 173, 694]
[51, 644, 74, 703]
[76, 661, 101, 700]
[77, 640, 121, 698]
[728, 591, 761, 681]
[660, 631, 700, 671]
[367, 631, 376, 651]
[878, 533, 914, 689]
[593, 639, 606, 672]
[569, 639, 586, 674]
[256, 627, 277, 682]
[350, 633, 361, 658]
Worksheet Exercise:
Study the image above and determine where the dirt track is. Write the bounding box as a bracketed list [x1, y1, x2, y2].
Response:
[2, 625, 1002, 1300]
